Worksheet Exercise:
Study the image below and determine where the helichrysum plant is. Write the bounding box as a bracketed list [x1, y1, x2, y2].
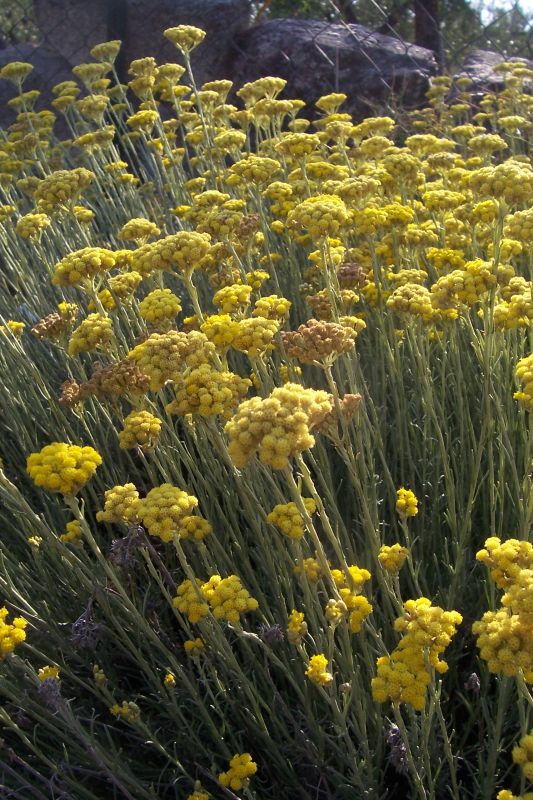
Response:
[0, 32, 530, 800]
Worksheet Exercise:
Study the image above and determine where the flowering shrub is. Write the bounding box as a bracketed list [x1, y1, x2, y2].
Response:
[0, 28, 530, 800]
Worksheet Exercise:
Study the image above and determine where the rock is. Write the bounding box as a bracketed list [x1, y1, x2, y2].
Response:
[455, 49, 533, 90]
[0, 44, 73, 128]
[230, 19, 437, 119]
[123, 0, 252, 86]
[32, 0, 109, 67]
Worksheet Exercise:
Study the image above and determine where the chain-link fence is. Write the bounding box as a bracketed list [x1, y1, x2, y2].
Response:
[0, 0, 530, 125]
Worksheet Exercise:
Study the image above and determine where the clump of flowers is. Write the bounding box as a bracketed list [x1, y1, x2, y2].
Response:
[110, 701, 141, 723]
[396, 488, 418, 517]
[119, 217, 161, 242]
[132, 232, 211, 278]
[372, 598, 462, 710]
[218, 753, 257, 792]
[60, 520, 82, 543]
[139, 289, 182, 326]
[52, 247, 116, 286]
[512, 729, 533, 782]
[473, 537, 533, 682]
[96, 484, 141, 525]
[202, 574, 259, 623]
[287, 609, 308, 644]
[233, 316, 280, 358]
[118, 410, 162, 451]
[173, 573, 258, 624]
[306, 654, 333, 685]
[514, 354, 533, 411]
[379, 544, 409, 573]
[128, 330, 215, 390]
[27, 443, 102, 495]
[68, 314, 114, 356]
[166, 364, 251, 418]
[288, 195, 348, 239]
[138, 484, 199, 542]
[267, 498, 316, 539]
[225, 383, 333, 469]
[0, 607, 28, 658]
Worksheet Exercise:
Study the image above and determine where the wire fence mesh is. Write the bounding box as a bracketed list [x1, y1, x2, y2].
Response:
[0, 0, 530, 114]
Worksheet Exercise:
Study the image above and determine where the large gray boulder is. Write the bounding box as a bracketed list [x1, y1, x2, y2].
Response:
[123, 0, 251, 85]
[230, 19, 437, 118]
[0, 44, 73, 128]
[455, 49, 533, 90]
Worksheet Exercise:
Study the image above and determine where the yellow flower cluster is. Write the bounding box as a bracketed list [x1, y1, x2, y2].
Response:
[0, 607, 27, 658]
[16, 212, 50, 239]
[287, 609, 308, 644]
[513, 729, 533, 782]
[225, 383, 332, 469]
[396, 488, 418, 517]
[34, 167, 94, 212]
[27, 443, 102, 495]
[128, 330, 214, 390]
[96, 484, 141, 525]
[184, 637, 205, 656]
[38, 665, 60, 681]
[178, 515, 212, 542]
[293, 556, 322, 583]
[306, 653, 333, 685]
[200, 314, 239, 350]
[173, 579, 210, 623]
[330, 565, 373, 632]
[378, 544, 409, 573]
[132, 232, 211, 278]
[0, 320, 25, 337]
[60, 519, 82, 543]
[372, 598, 462, 710]
[110, 701, 141, 723]
[288, 195, 348, 239]
[387, 284, 434, 322]
[68, 313, 114, 356]
[118, 410, 162, 451]
[497, 790, 533, 800]
[253, 294, 291, 321]
[514, 355, 533, 411]
[266, 498, 316, 539]
[52, 246, 116, 286]
[233, 316, 280, 358]
[166, 364, 251, 418]
[138, 484, 199, 542]
[202, 575, 259, 622]
[213, 283, 252, 314]
[138, 289, 182, 325]
[108, 271, 143, 301]
[218, 753, 257, 792]
[119, 217, 161, 241]
[473, 537, 533, 682]
[173, 574, 258, 623]
[163, 24, 206, 53]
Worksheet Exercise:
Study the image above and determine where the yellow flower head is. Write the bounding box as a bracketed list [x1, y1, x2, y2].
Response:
[27, 443, 102, 495]
[218, 753, 257, 792]
[0, 607, 28, 658]
[306, 654, 333, 685]
[138, 484, 198, 542]
[378, 544, 408, 573]
[396, 488, 418, 517]
[38, 665, 60, 681]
